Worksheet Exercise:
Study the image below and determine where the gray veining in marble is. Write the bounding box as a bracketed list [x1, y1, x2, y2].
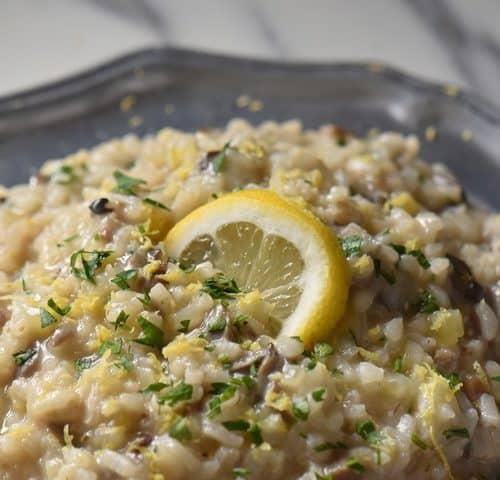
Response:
[1, 0, 499, 107]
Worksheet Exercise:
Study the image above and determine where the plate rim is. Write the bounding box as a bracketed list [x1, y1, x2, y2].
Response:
[0, 46, 499, 126]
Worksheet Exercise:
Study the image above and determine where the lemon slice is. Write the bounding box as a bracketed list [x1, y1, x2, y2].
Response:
[164, 189, 350, 346]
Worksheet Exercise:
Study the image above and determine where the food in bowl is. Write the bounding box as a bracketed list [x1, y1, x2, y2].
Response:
[0, 120, 499, 479]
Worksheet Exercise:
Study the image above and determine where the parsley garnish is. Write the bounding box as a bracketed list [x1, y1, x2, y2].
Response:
[409, 250, 431, 269]
[138, 292, 151, 308]
[393, 357, 403, 373]
[56, 233, 79, 248]
[47, 298, 71, 316]
[159, 382, 193, 406]
[110, 310, 131, 331]
[340, 235, 362, 258]
[143, 197, 171, 210]
[233, 467, 250, 479]
[97, 338, 123, 356]
[222, 419, 251, 431]
[13, 347, 37, 366]
[70, 250, 112, 283]
[111, 269, 137, 290]
[292, 397, 310, 421]
[248, 423, 263, 445]
[54, 165, 78, 185]
[313, 441, 347, 452]
[390, 243, 406, 255]
[112, 171, 146, 196]
[491, 376, 500, 382]
[416, 290, 439, 314]
[305, 342, 334, 370]
[312, 388, 326, 402]
[441, 371, 461, 390]
[116, 353, 134, 372]
[207, 315, 227, 333]
[142, 382, 168, 393]
[314, 474, 334, 480]
[390, 244, 430, 269]
[411, 433, 427, 450]
[169, 417, 192, 441]
[75, 356, 95, 376]
[21, 278, 31, 294]
[442, 427, 469, 440]
[207, 383, 238, 418]
[218, 353, 232, 369]
[234, 314, 249, 330]
[355, 420, 381, 444]
[202, 273, 241, 300]
[40, 308, 58, 328]
[134, 315, 164, 348]
[211, 142, 230, 173]
[346, 457, 365, 474]
[374, 258, 396, 284]
[178, 319, 191, 334]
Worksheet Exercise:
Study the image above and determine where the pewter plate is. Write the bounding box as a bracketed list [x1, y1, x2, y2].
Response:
[0, 48, 499, 206]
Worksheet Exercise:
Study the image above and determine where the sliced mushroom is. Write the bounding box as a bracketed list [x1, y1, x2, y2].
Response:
[447, 254, 485, 303]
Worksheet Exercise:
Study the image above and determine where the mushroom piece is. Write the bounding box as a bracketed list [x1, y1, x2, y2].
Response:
[447, 254, 485, 303]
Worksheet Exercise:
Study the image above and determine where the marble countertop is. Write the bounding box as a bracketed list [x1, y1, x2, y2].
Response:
[2, 0, 500, 107]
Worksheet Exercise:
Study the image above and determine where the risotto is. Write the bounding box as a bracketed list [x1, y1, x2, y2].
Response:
[0, 120, 499, 480]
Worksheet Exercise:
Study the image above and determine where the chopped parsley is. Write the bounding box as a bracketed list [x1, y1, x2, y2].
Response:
[40, 308, 58, 328]
[340, 235, 362, 258]
[222, 419, 251, 431]
[390, 243, 406, 255]
[178, 319, 191, 334]
[202, 273, 241, 300]
[143, 197, 171, 210]
[159, 382, 193, 406]
[142, 382, 168, 393]
[314, 474, 334, 480]
[110, 310, 131, 331]
[248, 423, 263, 445]
[312, 388, 326, 402]
[75, 356, 95, 376]
[138, 292, 151, 308]
[416, 290, 440, 314]
[13, 347, 37, 366]
[218, 353, 232, 369]
[491, 376, 500, 382]
[207, 315, 227, 333]
[313, 441, 347, 452]
[111, 269, 138, 289]
[393, 357, 403, 373]
[134, 316, 164, 348]
[21, 278, 31, 294]
[116, 353, 134, 372]
[374, 258, 396, 285]
[97, 338, 123, 356]
[207, 383, 238, 418]
[70, 249, 112, 283]
[56, 233, 79, 248]
[355, 420, 381, 444]
[442, 427, 469, 440]
[390, 244, 430, 269]
[47, 298, 71, 316]
[169, 417, 192, 441]
[305, 342, 334, 370]
[292, 397, 310, 421]
[346, 457, 365, 474]
[54, 165, 78, 185]
[112, 171, 146, 196]
[234, 314, 249, 330]
[210, 142, 230, 173]
[409, 250, 431, 269]
[232, 467, 251, 478]
[411, 433, 428, 450]
[441, 371, 461, 390]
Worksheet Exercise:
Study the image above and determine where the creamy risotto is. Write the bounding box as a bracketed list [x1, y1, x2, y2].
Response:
[0, 120, 499, 480]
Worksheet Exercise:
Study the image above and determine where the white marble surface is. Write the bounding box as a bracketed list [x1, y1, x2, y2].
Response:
[1, 0, 500, 106]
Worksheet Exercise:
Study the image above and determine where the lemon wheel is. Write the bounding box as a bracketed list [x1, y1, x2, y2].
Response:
[164, 189, 350, 346]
